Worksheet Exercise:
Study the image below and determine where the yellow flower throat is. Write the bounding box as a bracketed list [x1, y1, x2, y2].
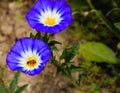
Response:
[44, 17, 57, 26]
[26, 57, 38, 68]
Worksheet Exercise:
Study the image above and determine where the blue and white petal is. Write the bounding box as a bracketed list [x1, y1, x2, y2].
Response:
[6, 37, 51, 76]
[26, 0, 72, 34]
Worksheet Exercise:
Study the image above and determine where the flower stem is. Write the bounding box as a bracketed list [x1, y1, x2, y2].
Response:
[55, 61, 81, 90]
[106, 8, 120, 16]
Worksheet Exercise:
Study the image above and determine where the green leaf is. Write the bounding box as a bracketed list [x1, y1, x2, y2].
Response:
[0, 84, 6, 93]
[42, 34, 49, 43]
[48, 40, 61, 46]
[49, 40, 61, 51]
[9, 71, 21, 93]
[35, 32, 41, 39]
[30, 33, 35, 38]
[71, 0, 88, 10]
[15, 84, 28, 93]
[50, 46, 58, 51]
[79, 42, 117, 63]
[69, 65, 83, 72]
[50, 55, 56, 63]
[61, 62, 74, 68]
[114, 22, 120, 30]
[60, 43, 80, 62]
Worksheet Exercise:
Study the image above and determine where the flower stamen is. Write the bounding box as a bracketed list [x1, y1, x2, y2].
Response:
[44, 17, 57, 26]
[26, 57, 38, 68]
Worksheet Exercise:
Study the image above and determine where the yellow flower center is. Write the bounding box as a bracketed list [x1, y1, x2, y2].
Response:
[44, 17, 57, 26]
[26, 57, 38, 68]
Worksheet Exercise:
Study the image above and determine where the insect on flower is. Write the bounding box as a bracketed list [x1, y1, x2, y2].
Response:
[6, 38, 51, 76]
[26, 0, 72, 34]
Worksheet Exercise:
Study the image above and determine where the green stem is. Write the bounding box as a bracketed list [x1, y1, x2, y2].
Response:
[107, 8, 120, 16]
[64, 70, 81, 90]
[86, 0, 120, 39]
[55, 61, 81, 90]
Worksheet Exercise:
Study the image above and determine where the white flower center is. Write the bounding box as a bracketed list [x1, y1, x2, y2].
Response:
[39, 8, 62, 26]
[26, 56, 39, 68]
[17, 49, 42, 71]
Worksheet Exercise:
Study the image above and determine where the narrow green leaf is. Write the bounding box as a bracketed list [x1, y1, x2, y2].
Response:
[9, 71, 21, 93]
[30, 33, 35, 38]
[60, 43, 80, 62]
[0, 84, 6, 93]
[114, 22, 120, 30]
[42, 34, 49, 42]
[50, 46, 58, 51]
[71, 0, 88, 10]
[79, 42, 117, 63]
[15, 84, 28, 93]
[50, 55, 56, 63]
[48, 40, 61, 46]
[61, 62, 74, 68]
[35, 32, 41, 39]
[69, 65, 83, 72]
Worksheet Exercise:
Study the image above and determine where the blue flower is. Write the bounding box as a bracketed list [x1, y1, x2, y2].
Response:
[6, 38, 51, 76]
[26, 0, 72, 34]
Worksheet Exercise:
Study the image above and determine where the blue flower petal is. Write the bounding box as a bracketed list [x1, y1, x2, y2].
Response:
[33, 39, 51, 64]
[41, 51, 51, 64]
[32, 39, 50, 52]
[20, 38, 34, 52]
[22, 65, 44, 76]
[7, 62, 20, 71]
[34, 0, 52, 11]
[6, 42, 24, 70]
[26, 8, 42, 28]
[6, 37, 51, 76]
[53, 0, 68, 12]
[6, 51, 21, 70]
[26, 0, 72, 34]
[11, 40, 24, 56]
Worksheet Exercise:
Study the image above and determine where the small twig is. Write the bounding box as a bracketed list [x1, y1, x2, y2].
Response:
[86, 0, 120, 39]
